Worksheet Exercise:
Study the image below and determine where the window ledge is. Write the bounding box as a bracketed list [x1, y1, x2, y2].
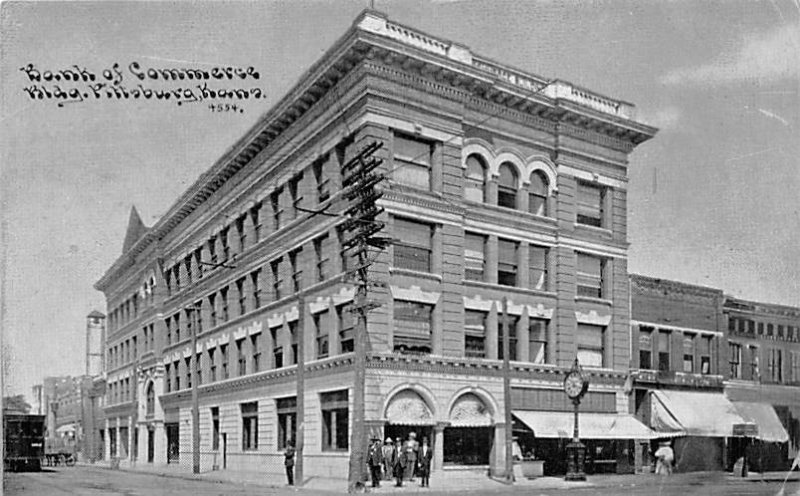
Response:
[389, 267, 442, 281]
[575, 296, 613, 306]
[463, 279, 557, 298]
[573, 223, 613, 236]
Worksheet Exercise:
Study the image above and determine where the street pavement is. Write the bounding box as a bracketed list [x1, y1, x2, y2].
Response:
[4, 464, 800, 495]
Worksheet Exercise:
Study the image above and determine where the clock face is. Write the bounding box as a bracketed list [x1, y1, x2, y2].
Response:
[564, 371, 584, 398]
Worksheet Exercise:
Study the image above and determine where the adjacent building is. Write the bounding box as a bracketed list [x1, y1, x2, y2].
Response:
[94, 10, 656, 481]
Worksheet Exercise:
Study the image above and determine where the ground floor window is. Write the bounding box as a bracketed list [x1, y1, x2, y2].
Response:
[119, 427, 129, 457]
[241, 402, 258, 450]
[443, 427, 492, 465]
[277, 397, 296, 450]
[211, 407, 220, 451]
[109, 428, 117, 458]
[321, 390, 349, 451]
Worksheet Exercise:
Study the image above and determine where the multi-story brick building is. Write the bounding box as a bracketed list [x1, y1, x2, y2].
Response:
[94, 10, 656, 481]
[630, 274, 798, 473]
[723, 297, 800, 471]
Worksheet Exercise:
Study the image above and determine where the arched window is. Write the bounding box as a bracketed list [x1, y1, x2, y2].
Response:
[464, 155, 487, 203]
[497, 162, 518, 209]
[146, 382, 155, 416]
[529, 171, 549, 216]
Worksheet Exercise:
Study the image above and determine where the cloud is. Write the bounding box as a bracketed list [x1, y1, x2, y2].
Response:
[661, 22, 800, 85]
[640, 106, 681, 130]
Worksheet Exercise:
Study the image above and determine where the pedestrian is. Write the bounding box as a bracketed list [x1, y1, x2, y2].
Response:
[382, 437, 395, 480]
[654, 441, 674, 475]
[404, 432, 419, 481]
[393, 437, 407, 487]
[368, 437, 384, 488]
[284, 439, 296, 486]
[417, 436, 432, 488]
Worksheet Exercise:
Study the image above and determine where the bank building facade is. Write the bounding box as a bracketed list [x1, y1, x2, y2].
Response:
[95, 10, 657, 480]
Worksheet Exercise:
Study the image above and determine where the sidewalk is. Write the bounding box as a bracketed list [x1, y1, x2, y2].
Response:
[79, 461, 800, 494]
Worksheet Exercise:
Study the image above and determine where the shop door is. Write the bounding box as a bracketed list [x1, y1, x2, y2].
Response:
[147, 427, 155, 463]
[443, 427, 493, 465]
[166, 423, 179, 464]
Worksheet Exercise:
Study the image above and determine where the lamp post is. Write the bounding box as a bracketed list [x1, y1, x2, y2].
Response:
[563, 358, 589, 481]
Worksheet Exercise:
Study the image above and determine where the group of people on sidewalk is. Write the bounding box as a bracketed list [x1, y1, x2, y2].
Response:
[368, 432, 433, 488]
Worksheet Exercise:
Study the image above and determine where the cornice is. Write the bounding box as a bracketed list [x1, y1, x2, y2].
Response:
[630, 274, 723, 300]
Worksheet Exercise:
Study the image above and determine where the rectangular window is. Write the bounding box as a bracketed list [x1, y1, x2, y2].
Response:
[769, 348, 783, 382]
[658, 331, 670, 372]
[464, 310, 487, 358]
[288, 321, 298, 366]
[237, 338, 246, 376]
[313, 158, 330, 203]
[767, 323, 774, 337]
[393, 300, 433, 355]
[248, 203, 261, 245]
[271, 326, 283, 368]
[577, 181, 605, 227]
[236, 215, 246, 252]
[315, 312, 329, 359]
[250, 334, 261, 373]
[195, 353, 203, 385]
[241, 402, 258, 451]
[271, 189, 282, 231]
[498, 315, 519, 361]
[208, 293, 217, 328]
[185, 357, 192, 389]
[194, 247, 204, 280]
[464, 233, 486, 281]
[251, 269, 262, 309]
[220, 344, 229, 380]
[211, 407, 220, 451]
[577, 253, 605, 298]
[337, 227, 349, 274]
[393, 218, 432, 272]
[220, 227, 230, 261]
[529, 319, 549, 364]
[289, 173, 303, 220]
[393, 133, 431, 189]
[321, 390, 349, 451]
[338, 304, 354, 354]
[276, 397, 296, 450]
[289, 248, 302, 292]
[208, 235, 217, 264]
[208, 348, 217, 382]
[577, 324, 605, 367]
[639, 326, 653, 370]
[271, 258, 283, 300]
[184, 256, 193, 285]
[236, 278, 247, 316]
[174, 360, 181, 390]
[683, 334, 695, 373]
[194, 301, 203, 334]
[749, 345, 760, 379]
[729, 342, 742, 379]
[165, 364, 172, 393]
[220, 286, 229, 321]
[529, 245, 548, 291]
[700, 336, 712, 374]
[748, 320, 756, 334]
[757, 322, 764, 335]
[498, 239, 518, 287]
[315, 235, 328, 282]
[173, 265, 181, 292]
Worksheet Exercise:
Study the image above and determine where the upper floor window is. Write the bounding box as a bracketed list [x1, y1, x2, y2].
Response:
[529, 171, 549, 216]
[768, 348, 783, 383]
[497, 163, 518, 209]
[289, 173, 303, 220]
[576, 253, 606, 299]
[529, 245, 548, 291]
[577, 181, 606, 228]
[194, 248, 204, 279]
[251, 334, 261, 373]
[208, 235, 218, 264]
[271, 258, 283, 300]
[700, 336, 712, 374]
[289, 248, 302, 292]
[639, 326, 653, 370]
[658, 330, 670, 372]
[577, 323, 605, 368]
[315, 235, 329, 282]
[464, 233, 486, 281]
[313, 158, 330, 203]
[498, 315, 519, 361]
[464, 155, 487, 203]
[393, 133, 431, 189]
[236, 278, 247, 316]
[464, 310, 487, 359]
[393, 300, 433, 355]
[749, 345, 760, 379]
[529, 319, 549, 364]
[338, 304, 354, 354]
[250, 202, 262, 244]
[729, 342, 742, 379]
[315, 311, 329, 359]
[220, 227, 230, 261]
[682, 334, 695, 373]
[146, 382, 155, 415]
[497, 239, 518, 287]
[236, 215, 247, 252]
[393, 218, 432, 273]
[271, 189, 283, 231]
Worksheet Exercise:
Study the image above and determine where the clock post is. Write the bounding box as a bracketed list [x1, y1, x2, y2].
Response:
[564, 358, 589, 481]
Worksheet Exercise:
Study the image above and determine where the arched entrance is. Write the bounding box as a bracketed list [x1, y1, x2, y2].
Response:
[384, 389, 435, 448]
[444, 393, 494, 466]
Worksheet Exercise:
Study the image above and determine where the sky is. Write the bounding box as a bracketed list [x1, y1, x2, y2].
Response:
[1, 0, 798, 399]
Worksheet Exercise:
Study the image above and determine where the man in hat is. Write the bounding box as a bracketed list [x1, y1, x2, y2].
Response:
[404, 432, 419, 481]
[382, 437, 395, 480]
[417, 436, 433, 487]
[654, 441, 674, 475]
[393, 437, 407, 487]
[368, 437, 384, 488]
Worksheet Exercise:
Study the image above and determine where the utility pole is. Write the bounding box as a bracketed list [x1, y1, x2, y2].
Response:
[340, 141, 388, 493]
[502, 297, 513, 483]
[295, 293, 305, 487]
[189, 306, 200, 474]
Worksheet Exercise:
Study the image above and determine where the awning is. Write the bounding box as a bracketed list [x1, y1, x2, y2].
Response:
[513, 411, 655, 440]
[731, 401, 789, 443]
[650, 390, 746, 437]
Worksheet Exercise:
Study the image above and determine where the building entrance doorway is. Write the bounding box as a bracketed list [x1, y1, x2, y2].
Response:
[166, 423, 179, 464]
[384, 425, 433, 447]
[443, 427, 492, 465]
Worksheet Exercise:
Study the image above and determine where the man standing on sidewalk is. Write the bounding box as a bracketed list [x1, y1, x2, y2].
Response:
[382, 437, 395, 480]
[284, 439, 296, 486]
[368, 437, 384, 488]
